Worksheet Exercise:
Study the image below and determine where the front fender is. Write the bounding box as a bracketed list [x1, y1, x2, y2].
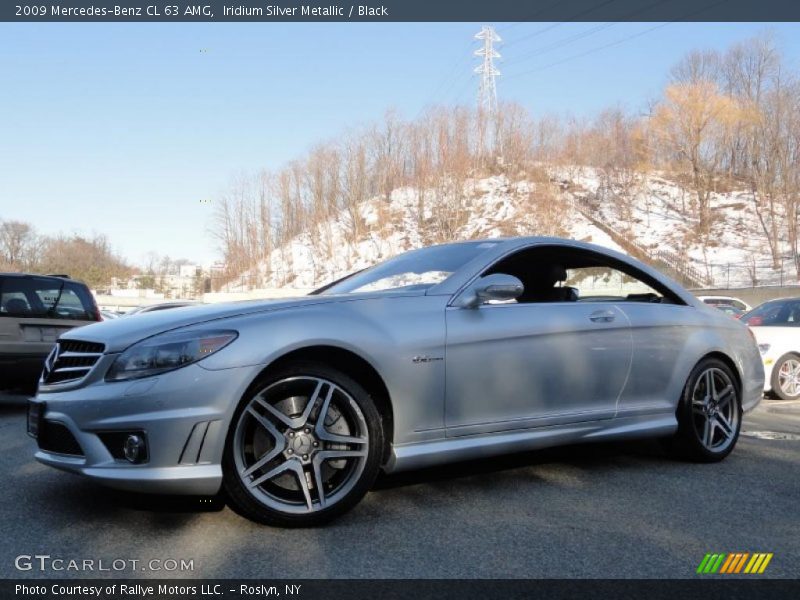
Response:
[197, 296, 450, 444]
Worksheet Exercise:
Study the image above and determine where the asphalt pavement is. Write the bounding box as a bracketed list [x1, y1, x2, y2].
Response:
[1, 392, 798, 579]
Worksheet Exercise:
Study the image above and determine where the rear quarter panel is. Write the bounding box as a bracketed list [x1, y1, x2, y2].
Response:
[618, 302, 762, 415]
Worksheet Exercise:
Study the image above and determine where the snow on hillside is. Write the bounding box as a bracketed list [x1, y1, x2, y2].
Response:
[555, 167, 792, 286]
[227, 167, 789, 291]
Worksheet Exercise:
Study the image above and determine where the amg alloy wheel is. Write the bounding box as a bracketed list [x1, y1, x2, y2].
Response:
[223, 362, 383, 526]
[666, 358, 742, 462]
[771, 353, 800, 400]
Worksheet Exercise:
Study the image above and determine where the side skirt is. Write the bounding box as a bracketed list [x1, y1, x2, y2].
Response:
[384, 413, 677, 473]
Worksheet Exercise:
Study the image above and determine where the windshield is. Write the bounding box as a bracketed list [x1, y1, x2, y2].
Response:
[319, 241, 499, 295]
[0, 276, 99, 321]
[742, 298, 800, 327]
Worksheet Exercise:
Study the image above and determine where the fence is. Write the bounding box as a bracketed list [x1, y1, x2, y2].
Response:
[698, 256, 800, 289]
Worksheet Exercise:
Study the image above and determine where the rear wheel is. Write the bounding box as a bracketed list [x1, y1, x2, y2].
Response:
[770, 353, 800, 400]
[665, 358, 742, 462]
[223, 362, 384, 527]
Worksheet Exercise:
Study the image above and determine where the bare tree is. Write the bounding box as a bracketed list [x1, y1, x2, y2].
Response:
[0, 220, 42, 271]
[651, 81, 745, 238]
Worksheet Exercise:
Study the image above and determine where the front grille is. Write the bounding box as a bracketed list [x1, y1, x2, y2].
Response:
[42, 339, 106, 385]
[59, 340, 105, 354]
[38, 421, 84, 456]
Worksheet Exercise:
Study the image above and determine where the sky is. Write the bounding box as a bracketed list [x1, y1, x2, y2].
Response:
[1, 21, 799, 266]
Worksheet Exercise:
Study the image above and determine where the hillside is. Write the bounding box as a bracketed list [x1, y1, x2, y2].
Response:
[226, 167, 795, 292]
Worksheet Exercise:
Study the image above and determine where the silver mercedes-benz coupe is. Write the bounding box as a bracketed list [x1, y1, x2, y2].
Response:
[29, 237, 763, 526]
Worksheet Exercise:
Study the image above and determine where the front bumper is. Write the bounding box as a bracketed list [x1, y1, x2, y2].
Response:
[31, 362, 261, 495]
[761, 357, 776, 392]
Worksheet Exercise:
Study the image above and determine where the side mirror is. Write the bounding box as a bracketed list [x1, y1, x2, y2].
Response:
[456, 274, 524, 308]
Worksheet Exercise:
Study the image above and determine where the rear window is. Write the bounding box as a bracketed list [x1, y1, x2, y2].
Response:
[0, 276, 98, 321]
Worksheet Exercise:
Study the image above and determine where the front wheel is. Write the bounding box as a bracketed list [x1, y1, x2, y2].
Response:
[223, 362, 384, 527]
[771, 353, 800, 400]
[665, 358, 742, 462]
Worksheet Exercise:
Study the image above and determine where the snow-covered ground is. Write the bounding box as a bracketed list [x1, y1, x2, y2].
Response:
[226, 167, 795, 291]
[557, 167, 796, 287]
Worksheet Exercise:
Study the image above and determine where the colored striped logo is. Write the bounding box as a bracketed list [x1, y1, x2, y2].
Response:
[697, 553, 773, 574]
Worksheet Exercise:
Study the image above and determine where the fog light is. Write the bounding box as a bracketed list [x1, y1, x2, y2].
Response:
[123, 434, 146, 463]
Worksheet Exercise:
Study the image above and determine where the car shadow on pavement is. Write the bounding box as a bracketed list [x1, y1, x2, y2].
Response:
[33, 473, 228, 520]
[374, 439, 667, 490]
[77, 483, 228, 514]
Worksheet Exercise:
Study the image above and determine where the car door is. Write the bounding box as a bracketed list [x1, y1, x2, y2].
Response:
[559, 255, 697, 418]
[613, 302, 699, 416]
[444, 247, 633, 437]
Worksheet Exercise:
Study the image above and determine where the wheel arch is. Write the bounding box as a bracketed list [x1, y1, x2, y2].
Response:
[698, 350, 743, 393]
[258, 345, 395, 462]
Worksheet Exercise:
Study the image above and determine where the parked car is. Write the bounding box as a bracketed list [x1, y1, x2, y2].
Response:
[29, 238, 763, 526]
[0, 273, 100, 392]
[100, 310, 122, 320]
[697, 295, 752, 312]
[742, 297, 800, 400]
[126, 301, 199, 315]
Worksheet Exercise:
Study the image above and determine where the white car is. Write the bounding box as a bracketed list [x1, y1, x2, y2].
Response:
[698, 295, 752, 312]
[742, 297, 800, 400]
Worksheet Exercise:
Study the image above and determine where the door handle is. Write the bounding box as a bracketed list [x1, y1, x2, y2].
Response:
[589, 309, 616, 323]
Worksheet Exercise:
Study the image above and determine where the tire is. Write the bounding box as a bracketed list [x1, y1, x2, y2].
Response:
[664, 357, 742, 463]
[770, 353, 800, 401]
[223, 361, 384, 527]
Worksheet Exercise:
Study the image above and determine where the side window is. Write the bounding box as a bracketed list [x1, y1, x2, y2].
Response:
[566, 265, 665, 303]
[483, 246, 684, 305]
[0, 291, 32, 314]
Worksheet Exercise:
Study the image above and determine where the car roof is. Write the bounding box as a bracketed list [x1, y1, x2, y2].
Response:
[758, 296, 800, 304]
[0, 272, 75, 282]
[131, 301, 198, 311]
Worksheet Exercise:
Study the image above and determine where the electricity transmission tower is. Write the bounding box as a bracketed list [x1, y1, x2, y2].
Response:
[474, 26, 501, 115]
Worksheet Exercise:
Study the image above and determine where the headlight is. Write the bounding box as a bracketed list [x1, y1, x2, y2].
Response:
[105, 329, 238, 382]
[758, 343, 771, 356]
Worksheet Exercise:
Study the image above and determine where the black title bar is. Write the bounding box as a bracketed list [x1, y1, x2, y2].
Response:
[3, 0, 800, 22]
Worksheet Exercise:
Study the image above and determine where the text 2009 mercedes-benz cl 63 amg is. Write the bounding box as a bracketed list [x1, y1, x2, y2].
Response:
[29, 238, 763, 526]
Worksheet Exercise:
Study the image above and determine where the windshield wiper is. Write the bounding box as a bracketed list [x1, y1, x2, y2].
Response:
[46, 281, 66, 317]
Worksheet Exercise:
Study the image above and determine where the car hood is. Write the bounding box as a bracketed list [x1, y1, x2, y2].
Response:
[60, 294, 363, 353]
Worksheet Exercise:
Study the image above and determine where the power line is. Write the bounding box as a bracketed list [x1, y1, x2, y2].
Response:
[502, 0, 671, 69]
[502, 0, 731, 82]
[504, 22, 618, 68]
[495, 0, 566, 35]
[425, 38, 476, 108]
[503, 0, 619, 49]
